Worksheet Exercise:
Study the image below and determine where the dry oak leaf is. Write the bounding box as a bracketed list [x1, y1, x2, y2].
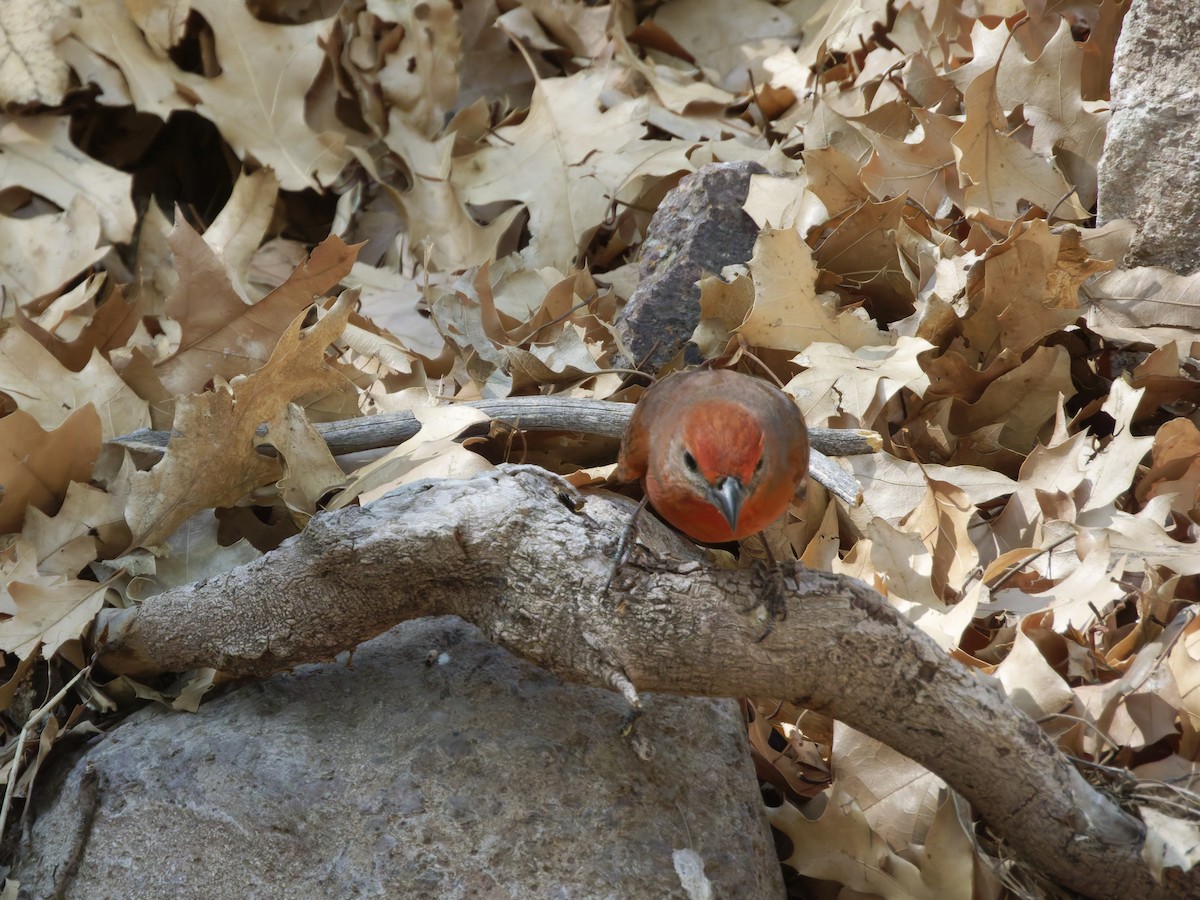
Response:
[155, 222, 360, 396]
[949, 345, 1074, 454]
[69, 0, 180, 116]
[0, 406, 101, 535]
[958, 220, 1110, 367]
[201, 167, 280, 286]
[786, 337, 931, 427]
[174, 0, 354, 190]
[813, 195, 918, 316]
[22, 481, 125, 578]
[0, 568, 109, 661]
[952, 62, 1088, 222]
[125, 293, 357, 550]
[452, 69, 687, 271]
[140, 510, 261, 597]
[767, 784, 977, 900]
[0, 114, 136, 244]
[14, 284, 145, 373]
[738, 227, 888, 354]
[0, 0, 70, 105]
[0, 326, 149, 439]
[859, 109, 963, 216]
[0, 196, 107, 304]
[380, 117, 523, 273]
[1138, 418, 1200, 518]
[73, 0, 352, 190]
[960, 18, 1108, 166]
[328, 404, 493, 510]
[833, 721, 950, 854]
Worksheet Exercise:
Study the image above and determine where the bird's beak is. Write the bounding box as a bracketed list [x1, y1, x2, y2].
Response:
[709, 476, 746, 532]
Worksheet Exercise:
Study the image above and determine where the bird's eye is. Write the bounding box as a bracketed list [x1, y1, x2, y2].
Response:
[754, 458, 765, 474]
[683, 450, 699, 473]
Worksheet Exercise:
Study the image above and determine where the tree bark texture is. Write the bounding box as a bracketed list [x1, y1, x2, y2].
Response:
[91, 466, 1191, 900]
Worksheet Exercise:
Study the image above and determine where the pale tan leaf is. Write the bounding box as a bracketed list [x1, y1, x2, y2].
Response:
[738, 228, 888, 354]
[952, 65, 1087, 221]
[0, 327, 149, 438]
[260, 403, 348, 521]
[787, 337, 932, 426]
[0, 197, 106, 303]
[329, 405, 493, 510]
[21, 482, 125, 577]
[145, 511, 261, 595]
[0, 579, 107, 660]
[767, 785, 929, 900]
[993, 621, 1074, 719]
[834, 722, 947, 852]
[202, 168, 280, 285]
[0, 0, 70, 105]
[452, 69, 690, 271]
[0, 115, 136, 244]
[847, 454, 1017, 524]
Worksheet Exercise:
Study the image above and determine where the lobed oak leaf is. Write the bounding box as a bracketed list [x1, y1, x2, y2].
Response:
[739, 228, 888, 355]
[156, 222, 360, 395]
[788, 337, 932, 427]
[0, 407, 101, 535]
[201, 168, 280, 288]
[451, 69, 687, 271]
[0, 115, 135, 244]
[327, 404, 493, 510]
[949, 345, 1074, 453]
[957, 221, 1110, 367]
[21, 481, 125, 577]
[138, 510, 261, 598]
[767, 784, 947, 900]
[802, 145, 872, 218]
[13, 283, 145, 373]
[859, 110, 963, 216]
[0, 577, 107, 661]
[952, 64, 1088, 222]
[1137, 418, 1200, 518]
[258, 403, 347, 523]
[0, 327, 149, 438]
[993, 618, 1075, 719]
[899, 476, 979, 604]
[847, 452, 1017, 525]
[177, 0, 353, 190]
[647, 0, 799, 88]
[125, 293, 357, 549]
[382, 119, 522, 273]
[814, 195, 918, 318]
[0, 196, 107, 304]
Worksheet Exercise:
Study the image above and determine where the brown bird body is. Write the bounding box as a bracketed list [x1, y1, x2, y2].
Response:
[615, 369, 809, 544]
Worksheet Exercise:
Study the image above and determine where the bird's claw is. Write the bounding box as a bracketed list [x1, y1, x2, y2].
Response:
[744, 560, 790, 642]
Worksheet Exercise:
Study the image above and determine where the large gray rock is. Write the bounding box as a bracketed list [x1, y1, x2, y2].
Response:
[13, 617, 782, 899]
[1097, 0, 1200, 273]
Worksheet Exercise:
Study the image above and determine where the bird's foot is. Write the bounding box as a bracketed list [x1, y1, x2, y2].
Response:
[583, 632, 653, 758]
[602, 495, 650, 597]
[743, 559, 790, 641]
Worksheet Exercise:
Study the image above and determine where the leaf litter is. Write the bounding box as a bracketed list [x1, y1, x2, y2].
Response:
[0, 0, 1198, 892]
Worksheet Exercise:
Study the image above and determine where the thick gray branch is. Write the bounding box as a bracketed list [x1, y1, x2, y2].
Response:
[90, 467, 1186, 900]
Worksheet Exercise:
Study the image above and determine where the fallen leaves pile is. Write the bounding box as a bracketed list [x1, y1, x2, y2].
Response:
[1, 0, 1198, 893]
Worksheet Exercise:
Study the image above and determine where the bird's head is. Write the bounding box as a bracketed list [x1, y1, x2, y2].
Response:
[668, 402, 767, 534]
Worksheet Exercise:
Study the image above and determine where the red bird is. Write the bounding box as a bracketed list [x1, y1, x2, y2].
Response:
[615, 368, 809, 545]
